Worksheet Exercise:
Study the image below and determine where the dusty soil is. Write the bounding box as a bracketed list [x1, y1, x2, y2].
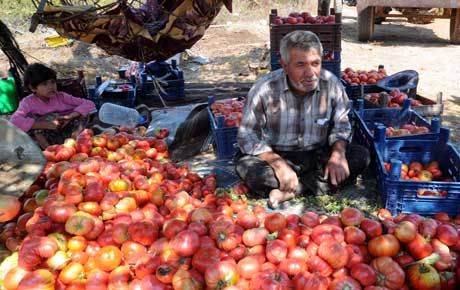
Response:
[1, 4, 460, 143]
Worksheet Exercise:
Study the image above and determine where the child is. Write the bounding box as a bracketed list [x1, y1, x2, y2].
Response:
[10, 63, 96, 149]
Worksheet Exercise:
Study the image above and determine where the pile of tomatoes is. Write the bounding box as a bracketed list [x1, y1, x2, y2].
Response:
[1, 128, 460, 290]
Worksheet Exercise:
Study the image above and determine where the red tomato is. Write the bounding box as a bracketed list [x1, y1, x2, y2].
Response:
[318, 240, 349, 269]
[360, 218, 383, 239]
[264, 213, 286, 233]
[329, 276, 362, 290]
[236, 211, 259, 229]
[129, 220, 159, 246]
[170, 229, 200, 257]
[370, 257, 405, 289]
[436, 224, 459, 246]
[163, 219, 188, 239]
[237, 255, 262, 280]
[205, 261, 238, 289]
[351, 263, 378, 286]
[121, 241, 147, 265]
[95, 245, 122, 272]
[172, 269, 203, 290]
[311, 224, 344, 244]
[368, 234, 400, 257]
[307, 256, 333, 277]
[278, 258, 306, 277]
[192, 246, 221, 274]
[341, 207, 364, 226]
[3, 266, 29, 290]
[394, 221, 417, 243]
[407, 263, 441, 290]
[266, 239, 288, 264]
[407, 234, 433, 260]
[294, 272, 329, 290]
[242, 227, 269, 247]
[17, 269, 55, 290]
[300, 211, 320, 227]
[440, 271, 457, 290]
[59, 262, 85, 285]
[344, 226, 367, 245]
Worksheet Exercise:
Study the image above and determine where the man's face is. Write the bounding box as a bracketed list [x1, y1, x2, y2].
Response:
[281, 47, 322, 95]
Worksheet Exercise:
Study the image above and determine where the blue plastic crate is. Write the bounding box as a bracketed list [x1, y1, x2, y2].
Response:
[374, 128, 460, 216]
[341, 79, 381, 100]
[270, 51, 341, 79]
[353, 99, 442, 151]
[137, 76, 185, 102]
[88, 82, 136, 109]
[207, 98, 240, 159]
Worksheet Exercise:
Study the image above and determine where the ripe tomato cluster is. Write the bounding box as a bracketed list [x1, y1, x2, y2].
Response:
[384, 160, 451, 182]
[272, 12, 336, 25]
[210, 98, 244, 127]
[366, 90, 423, 108]
[341, 67, 387, 85]
[2, 128, 460, 290]
[384, 124, 430, 137]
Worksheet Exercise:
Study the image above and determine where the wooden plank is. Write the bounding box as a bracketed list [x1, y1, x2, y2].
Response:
[357, 0, 460, 14]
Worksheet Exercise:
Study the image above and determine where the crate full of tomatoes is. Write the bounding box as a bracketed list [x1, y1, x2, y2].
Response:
[353, 98, 442, 155]
[207, 97, 245, 158]
[269, 9, 342, 53]
[341, 66, 388, 99]
[364, 90, 444, 118]
[376, 128, 460, 215]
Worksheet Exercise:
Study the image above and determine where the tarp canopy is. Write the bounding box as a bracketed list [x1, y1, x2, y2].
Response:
[30, 0, 232, 61]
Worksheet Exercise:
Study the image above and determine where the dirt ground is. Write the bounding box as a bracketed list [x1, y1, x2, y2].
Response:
[1, 4, 460, 141]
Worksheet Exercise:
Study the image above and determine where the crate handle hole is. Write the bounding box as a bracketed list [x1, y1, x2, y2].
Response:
[399, 146, 423, 153]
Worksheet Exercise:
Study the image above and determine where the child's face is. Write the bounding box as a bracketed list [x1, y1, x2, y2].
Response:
[32, 79, 57, 99]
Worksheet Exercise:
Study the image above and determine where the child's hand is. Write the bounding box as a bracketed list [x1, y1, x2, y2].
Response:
[43, 119, 60, 130]
[57, 112, 80, 128]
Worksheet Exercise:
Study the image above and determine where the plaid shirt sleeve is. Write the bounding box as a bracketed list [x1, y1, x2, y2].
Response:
[328, 79, 352, 145]
[237, 83, 273, 155]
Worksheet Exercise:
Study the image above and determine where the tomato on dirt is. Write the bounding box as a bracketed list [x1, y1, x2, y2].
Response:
[329, 276, 362, 290]
[170, 229, 200, 257]
[341, 207, 364, 226]
[407, 234, 433, 260]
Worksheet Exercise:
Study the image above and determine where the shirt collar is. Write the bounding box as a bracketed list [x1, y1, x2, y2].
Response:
[280, 69, 326, 95]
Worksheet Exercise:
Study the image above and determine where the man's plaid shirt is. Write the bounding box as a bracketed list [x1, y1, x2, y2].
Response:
[237, 69, 352, 155]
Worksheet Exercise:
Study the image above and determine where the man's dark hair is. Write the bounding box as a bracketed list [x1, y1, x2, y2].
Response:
[24, 63, 57, 89]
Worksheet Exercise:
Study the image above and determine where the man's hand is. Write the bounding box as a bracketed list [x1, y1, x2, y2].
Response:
[258, 151, 298, 193]
[324, 148, 350, 186]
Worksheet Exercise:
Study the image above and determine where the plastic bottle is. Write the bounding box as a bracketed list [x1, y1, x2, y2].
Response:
[98, 103, 145, 128]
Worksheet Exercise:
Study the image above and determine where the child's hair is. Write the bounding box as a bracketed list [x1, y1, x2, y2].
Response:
[24, 63, 57, 89]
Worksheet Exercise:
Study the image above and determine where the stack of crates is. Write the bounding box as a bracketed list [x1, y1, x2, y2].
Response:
[353, 98, 460, 216]
[269, 9, 342, 79]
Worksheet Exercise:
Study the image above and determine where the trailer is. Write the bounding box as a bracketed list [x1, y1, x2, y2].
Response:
[357, 0, 460, 43]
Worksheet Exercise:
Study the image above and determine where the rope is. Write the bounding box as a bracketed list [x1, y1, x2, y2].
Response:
[149, 72, 171, 108]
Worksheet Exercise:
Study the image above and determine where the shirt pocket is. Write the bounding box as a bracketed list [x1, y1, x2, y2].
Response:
[312, 112, 330, 142]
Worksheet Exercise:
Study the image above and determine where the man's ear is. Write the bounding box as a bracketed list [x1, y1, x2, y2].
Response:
[280, 58, 288, 71]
